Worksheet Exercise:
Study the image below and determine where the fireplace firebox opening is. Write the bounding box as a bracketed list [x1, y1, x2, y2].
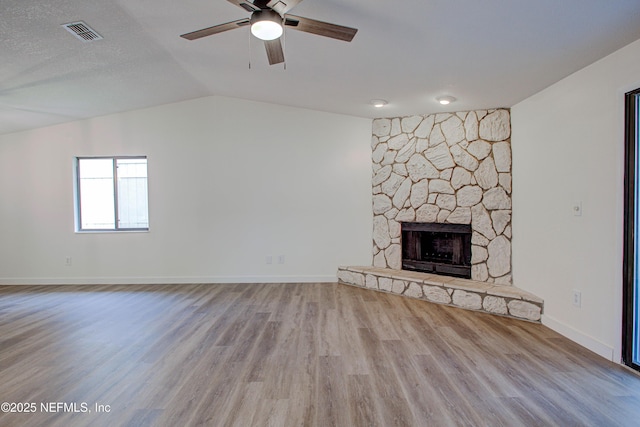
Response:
[401, 222, 472, 279]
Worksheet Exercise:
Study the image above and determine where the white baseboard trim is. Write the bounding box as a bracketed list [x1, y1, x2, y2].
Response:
[0, 275, 338, 286]
[542, 314, 615, 362]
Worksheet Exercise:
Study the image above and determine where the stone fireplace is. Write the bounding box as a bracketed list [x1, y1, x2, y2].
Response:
[371, 109, 512, 284]
[337, 108, 543, 322]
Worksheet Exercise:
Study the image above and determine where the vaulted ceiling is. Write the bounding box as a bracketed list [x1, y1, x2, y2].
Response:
[2, 0, 640, 135]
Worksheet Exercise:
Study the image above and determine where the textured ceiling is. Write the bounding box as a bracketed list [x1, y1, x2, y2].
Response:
[2, 0, 640, 135]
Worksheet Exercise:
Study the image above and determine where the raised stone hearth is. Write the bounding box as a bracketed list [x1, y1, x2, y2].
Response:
[337, 266, 543, 322]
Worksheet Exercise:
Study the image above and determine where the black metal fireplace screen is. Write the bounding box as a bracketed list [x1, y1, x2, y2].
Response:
[401, 222, 472, 278]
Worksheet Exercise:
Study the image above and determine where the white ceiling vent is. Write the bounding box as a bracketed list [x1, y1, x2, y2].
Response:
[62, 21, 103, 42]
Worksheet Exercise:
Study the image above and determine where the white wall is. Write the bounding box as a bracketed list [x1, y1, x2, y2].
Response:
[0, 96, 373, 284]
[512, 38, 640, 361]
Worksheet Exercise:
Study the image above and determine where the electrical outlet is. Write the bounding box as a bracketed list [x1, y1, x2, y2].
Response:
[266, 256, 272, 265]
[278, 255, 285, 264]
[572, 289, 582, 307]
[65, 256, 72, 267]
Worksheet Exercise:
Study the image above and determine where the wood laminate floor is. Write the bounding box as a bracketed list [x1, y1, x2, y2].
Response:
[1, 282, 639, 427]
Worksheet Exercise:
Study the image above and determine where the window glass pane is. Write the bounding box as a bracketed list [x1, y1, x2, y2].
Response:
[79, 158, 115, 229]
[116, 158, 149, 229]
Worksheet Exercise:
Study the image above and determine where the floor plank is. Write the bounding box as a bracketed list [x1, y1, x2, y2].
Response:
[0, 282, 639, 427]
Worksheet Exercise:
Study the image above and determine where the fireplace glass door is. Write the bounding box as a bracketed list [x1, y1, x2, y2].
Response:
[401, 222, 472, 278]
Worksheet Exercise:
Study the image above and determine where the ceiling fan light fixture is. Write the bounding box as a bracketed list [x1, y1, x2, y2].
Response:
[370, 99, 388, 108]
[437, 95, 456, 105]
[250, 10, 284, 40]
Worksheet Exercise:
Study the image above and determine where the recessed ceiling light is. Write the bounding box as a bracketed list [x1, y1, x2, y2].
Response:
[370, 99, 388, 108]
[436, 96, 456, 105]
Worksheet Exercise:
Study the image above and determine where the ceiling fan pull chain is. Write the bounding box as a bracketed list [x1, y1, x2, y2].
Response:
[248, 27, 252, 69]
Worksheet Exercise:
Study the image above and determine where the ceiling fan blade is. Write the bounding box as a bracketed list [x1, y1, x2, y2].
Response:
[264, 38, 285, 65]
[180, 19, 250, 40]
[226, 0, 261, 12]
[267, 0, 302, 15]
[284, 15, 357, 42]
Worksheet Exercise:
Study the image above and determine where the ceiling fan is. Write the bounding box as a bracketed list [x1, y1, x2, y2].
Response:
[180, 0, 358, 65]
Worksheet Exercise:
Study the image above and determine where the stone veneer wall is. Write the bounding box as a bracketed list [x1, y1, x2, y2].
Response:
[371, 109, 512, 284]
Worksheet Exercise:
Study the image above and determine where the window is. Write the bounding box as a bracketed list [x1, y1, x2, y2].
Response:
[76, 157, 149, 231]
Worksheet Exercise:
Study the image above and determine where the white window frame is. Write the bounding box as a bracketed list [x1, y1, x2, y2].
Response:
[74, 156, 149, 232]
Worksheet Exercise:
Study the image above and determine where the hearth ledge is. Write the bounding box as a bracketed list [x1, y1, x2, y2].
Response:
[337, 266, 543, 322]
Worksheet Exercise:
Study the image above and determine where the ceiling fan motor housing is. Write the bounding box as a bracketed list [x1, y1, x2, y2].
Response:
[250, 9, 282, 25]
